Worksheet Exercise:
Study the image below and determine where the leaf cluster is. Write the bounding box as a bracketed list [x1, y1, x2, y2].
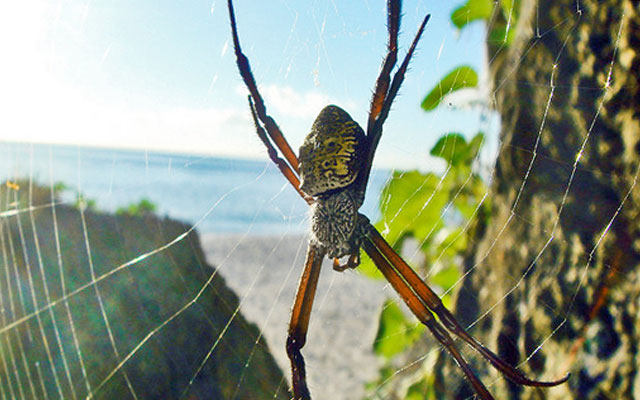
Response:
[362, 131, 487, 363]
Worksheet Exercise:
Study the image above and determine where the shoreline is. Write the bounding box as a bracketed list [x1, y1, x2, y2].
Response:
[201, 232, 386, 400]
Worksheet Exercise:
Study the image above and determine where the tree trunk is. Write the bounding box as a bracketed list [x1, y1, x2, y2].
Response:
[437, 1, 640, 399]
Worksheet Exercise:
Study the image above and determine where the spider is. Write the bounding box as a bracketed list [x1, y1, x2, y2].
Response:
[226, 1, 569, 399]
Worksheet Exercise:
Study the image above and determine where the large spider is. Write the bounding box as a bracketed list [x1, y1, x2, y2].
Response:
[226, 1, 569, 399]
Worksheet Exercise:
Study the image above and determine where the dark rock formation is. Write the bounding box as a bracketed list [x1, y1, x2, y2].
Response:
[0, 182, 288, 399]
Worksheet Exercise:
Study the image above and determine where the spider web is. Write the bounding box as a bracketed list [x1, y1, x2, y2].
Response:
[0, 1, 634, 399]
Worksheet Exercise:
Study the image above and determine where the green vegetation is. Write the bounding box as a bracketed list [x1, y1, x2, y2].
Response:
[452, 0, 519, 45]
[52, 181, 68, 197]
[15, 180, 158, 219]
[74, 193, 97, 211]
[363, 131, 488, 398]
[421, 66, 478, 111]
[116, 198, 157, 216]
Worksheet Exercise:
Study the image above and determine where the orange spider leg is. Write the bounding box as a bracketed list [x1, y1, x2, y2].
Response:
[367, 0, 400, 133]
[247, 97, 313, 204]
[357, 7, 431, 195]
[227, 0, 300, 175]
[368, 227, 570, 388]
[362, 237, 495, 399]
[332, 251, 360, 272]
[287, 244, 325, 400]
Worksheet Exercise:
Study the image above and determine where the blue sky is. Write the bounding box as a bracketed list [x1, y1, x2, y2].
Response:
[1, 0, 493, 171]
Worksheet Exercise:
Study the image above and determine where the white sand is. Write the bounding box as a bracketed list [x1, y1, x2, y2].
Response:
[201, 233, 388, 400]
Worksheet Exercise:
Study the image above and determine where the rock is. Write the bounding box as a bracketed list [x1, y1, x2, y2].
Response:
[0, 181, 288, 399]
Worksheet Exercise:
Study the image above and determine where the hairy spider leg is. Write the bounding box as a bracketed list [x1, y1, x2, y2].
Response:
[357, 7, 431, 196]
[286, 244, 325, 400]
[227, 0, 300, 174]
[368, 228, 571, 388]
[367, 0, 400, 134]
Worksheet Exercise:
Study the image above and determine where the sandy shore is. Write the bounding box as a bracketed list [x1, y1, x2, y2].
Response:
[201, 233, 388, 400]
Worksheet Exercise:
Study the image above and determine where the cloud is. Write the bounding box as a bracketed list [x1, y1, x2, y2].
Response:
[260, 84, 330, 119]
[234, 83, 357, 120]
[2, 58, 357, 164]
[1, 86, 269, 160]
[3, 77, 338, 161]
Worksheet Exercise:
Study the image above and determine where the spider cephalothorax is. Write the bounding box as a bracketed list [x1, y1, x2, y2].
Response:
[299, 105, 368, 267]
[299, 105, 366, 197]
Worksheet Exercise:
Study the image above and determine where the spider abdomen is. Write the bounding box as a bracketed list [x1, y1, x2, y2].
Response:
[311, 191, 358, 258]
[299, 105, 365, 196]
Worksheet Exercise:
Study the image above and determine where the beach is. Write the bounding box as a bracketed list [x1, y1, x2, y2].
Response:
[202, 233, 388, 400]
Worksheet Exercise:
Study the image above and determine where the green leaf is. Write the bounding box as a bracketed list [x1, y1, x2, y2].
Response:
[499, 0, 514, 15]
[373, 300, 411, 358]
[430, 264, 461, 293]
[451, 0, 494, 29]
[406, 376, 436, 400]
[373, 300, 424, 359]
[499, 0, 520, 30]
[357, 250, 385, 281]
[430, 133, 469, 166]
[376, 170, 447, 247]
[488, 22, 517, 46]
[421, 66, 479, 111]
[467, 132, 485, 161]
[429, 132, 486, 168]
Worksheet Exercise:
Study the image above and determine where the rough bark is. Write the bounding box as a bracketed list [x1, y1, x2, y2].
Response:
[436, 1, 640, 399]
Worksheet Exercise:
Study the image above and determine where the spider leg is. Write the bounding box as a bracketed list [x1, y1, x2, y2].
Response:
[248, 97, 313, 204]
[362, 237, 495, 400]
[366, 0, 400, 134]
[287, 244, 325, 400]
[371, 12, 430, 149]
[332, 251, 360, 272]
[357, 5, 431, 194]
[367, 227, 570, 388]
[227, 0, 301, 176]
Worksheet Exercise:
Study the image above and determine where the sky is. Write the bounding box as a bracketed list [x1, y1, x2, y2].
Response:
[0, 0, 493, 171]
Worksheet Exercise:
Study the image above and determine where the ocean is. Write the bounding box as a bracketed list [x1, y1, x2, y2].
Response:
[0, 142, 390, 234]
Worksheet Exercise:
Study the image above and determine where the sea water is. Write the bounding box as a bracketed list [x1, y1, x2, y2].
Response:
[0, 142, 390, 234]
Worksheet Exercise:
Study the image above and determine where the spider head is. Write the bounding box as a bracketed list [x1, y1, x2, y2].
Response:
[299, 105, 365, 197]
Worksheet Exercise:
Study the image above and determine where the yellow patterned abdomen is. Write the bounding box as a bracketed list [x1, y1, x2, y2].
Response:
[299, 105, 365, 196]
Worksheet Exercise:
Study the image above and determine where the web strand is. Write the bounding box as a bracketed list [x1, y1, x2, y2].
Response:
[0, 1, 634, 399]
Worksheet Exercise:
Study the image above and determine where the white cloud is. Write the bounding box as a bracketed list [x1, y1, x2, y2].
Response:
[1, 84, 269, 160]
[0, 1, 273, 161]
[2, 78, 341, 161]
[261, 84, 330, 119]
[233, 83, 358, 120]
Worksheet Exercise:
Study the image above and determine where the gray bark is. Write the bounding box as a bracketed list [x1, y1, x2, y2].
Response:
[437, 1, 640, 399]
